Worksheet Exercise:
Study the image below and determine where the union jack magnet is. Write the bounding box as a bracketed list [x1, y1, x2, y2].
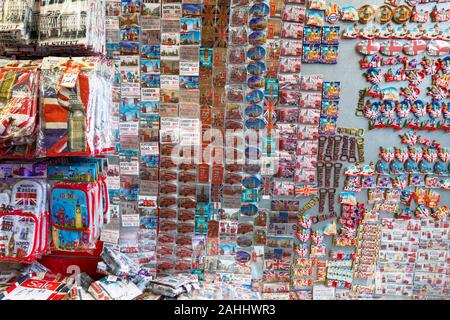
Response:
[380, 39, 403, 56]
[427, 40, 450, 56]
[356, 39, 380, 55]
[403, 40, 427, 56]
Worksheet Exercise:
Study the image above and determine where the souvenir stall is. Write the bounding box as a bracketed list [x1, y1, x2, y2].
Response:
[0, 0, 448, 300]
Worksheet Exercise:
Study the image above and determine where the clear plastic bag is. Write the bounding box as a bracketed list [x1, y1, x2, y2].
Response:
[0, 62, 40, 158]
[0, 163, 49, 263]
[38, 0, 105, 53]
[38, 56, 114, 157]
[0, 0, 37, 46]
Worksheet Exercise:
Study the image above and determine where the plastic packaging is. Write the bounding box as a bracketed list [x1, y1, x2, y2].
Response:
[48, 159, 109, 252]
[38, 56, 114, 157]
[0, 0, 37, 46]
[0, 61, 41, 158]
[0, 163, 48, 263]
[38, 0, 105, 53]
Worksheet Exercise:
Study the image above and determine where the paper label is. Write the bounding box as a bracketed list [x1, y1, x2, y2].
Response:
[59, 65, 80, 88]
[121, 214, 140, 227]
[120, 160, 139, 176]
[313, 285, 336, 300]
[101, 229, 120, 245]
[119, 122, 139, 136]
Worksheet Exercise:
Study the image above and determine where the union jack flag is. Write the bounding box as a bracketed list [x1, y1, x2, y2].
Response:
[15, 193, 37, 206]
[266, 259, 291, 270]
[295, 184, 318, 197]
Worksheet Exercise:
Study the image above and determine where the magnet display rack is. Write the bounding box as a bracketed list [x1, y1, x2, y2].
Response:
[303, 0, 449, 300]
[101, 0, 450, 299]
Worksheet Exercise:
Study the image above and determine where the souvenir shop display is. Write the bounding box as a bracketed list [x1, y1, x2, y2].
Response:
[0, 7, 115, 272]
[0, 0, 448, 301]
[0, 158, 110, 263]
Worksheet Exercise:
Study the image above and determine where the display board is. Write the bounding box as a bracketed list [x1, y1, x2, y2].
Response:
[301, 0, 449, 299]
[100, 0, 449, 300]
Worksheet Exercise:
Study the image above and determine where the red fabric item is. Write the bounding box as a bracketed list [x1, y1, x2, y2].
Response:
[39, 241, 104, 280]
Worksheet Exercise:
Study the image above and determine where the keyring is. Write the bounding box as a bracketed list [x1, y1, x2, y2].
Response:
[318, 136, 327, 161]
[328, 188, 336, 213]
[356, 137, 365, 163]
[333, 135, 342, 161]
[325, 162, 333, 188]
[325, 136, 334, 161]
[340, 135, 349, 161]
[319, 188, 328, 213]
[349, 137, 357, 163]
[333, 162, 342, 188]
[317, 161, 326, 187]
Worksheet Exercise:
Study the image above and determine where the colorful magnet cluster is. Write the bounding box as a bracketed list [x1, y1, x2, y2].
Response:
[375, 217, 449, 298]
[302, 0, 341, 64]
[319, 81, 340, 134]
[338, 132, 449, 298]
[261, 0, 321, 296]
[342, 1, 450, 40]
[347, 1, 450, 132]
[357, 55, 450, 131]
[303, 26, 339, 64]
[199, 0, 231, 280]
[291, 75, 322, 187]
[344, 133, 449, 219]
